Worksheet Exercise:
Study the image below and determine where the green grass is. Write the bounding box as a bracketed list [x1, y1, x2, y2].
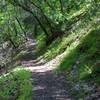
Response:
[59, 27, 100, 84]
[0, 68, 32, 100]
[36, 33, 47, 57]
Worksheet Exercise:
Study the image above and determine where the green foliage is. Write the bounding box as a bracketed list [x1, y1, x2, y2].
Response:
[0, 1, 26, 48]
[60, 48, 78, 71]
[0, 0, 99, 48]
[35, 0, 99, 60]
[0, 0, 99, 99]
[44, 34, 77, 61]
[36, 33, 47, 56]
[0, 68, 32, 100]
[59, 27, 100, 84]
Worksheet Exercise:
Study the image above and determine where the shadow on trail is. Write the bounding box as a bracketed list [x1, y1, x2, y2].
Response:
[32, 70, 71, 100]
[21, 51, 36, 61]
[19, 39, 72, 100]
[22, 61, 45, 67]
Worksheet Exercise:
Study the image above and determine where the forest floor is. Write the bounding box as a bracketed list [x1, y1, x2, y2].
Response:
[20, 39, 72, 100]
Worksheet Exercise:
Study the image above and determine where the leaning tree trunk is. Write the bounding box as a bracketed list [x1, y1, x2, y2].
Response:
[12, 1, 49, 37]
[15, 17, 28, 40]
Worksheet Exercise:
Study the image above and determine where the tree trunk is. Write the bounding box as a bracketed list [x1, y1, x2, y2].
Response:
[9, 38, 17, 48]
[13, 1, 49, 37]
[30, 1, 53, 33]
[15, 17, 28, 40]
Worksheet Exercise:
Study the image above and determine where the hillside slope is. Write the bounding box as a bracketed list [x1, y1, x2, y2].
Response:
[59, 27, 100, 99]
[35, 1, 100, 99]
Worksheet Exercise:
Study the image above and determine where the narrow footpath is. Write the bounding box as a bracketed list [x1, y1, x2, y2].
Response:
[20, 39, 72, 100]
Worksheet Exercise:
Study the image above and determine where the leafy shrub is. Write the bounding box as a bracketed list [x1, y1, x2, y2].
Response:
[0, 68, 32, 100]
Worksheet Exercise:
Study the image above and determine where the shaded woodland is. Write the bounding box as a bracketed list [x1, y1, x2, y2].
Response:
[0, 0, 100, 99]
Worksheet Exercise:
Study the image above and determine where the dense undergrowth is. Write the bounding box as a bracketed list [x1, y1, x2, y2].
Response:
[0, 68, 32, 100]
[59, 27, 100, 83]
[57, 26, 100, 99]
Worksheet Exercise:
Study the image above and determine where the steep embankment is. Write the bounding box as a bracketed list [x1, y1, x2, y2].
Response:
[59, 27, 100, 99]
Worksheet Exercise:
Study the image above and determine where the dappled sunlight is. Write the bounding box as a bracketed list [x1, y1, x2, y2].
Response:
[0, 0, 99, 99]
[33, 85, 46, 91]
[22, 51, 66, 72]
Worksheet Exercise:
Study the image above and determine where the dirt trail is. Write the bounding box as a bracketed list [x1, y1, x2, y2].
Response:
[21, 39, 72, 100]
